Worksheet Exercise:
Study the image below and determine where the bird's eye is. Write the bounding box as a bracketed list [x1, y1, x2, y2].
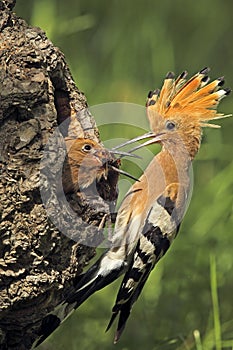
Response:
[82, 144, 92, 152]
[165, 121, 176, 130]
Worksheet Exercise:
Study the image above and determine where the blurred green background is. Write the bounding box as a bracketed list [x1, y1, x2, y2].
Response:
[15, 0, 233, 349]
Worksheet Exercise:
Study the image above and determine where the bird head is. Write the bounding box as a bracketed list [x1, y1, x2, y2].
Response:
[65, 138, 109, 169]
[119, 68, 231, 159]
[62, 138, 109, 192]
[62, 138, 140, 193]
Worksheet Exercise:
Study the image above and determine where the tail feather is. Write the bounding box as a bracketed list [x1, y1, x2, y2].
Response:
[107, 266, 152, 343]
[32, 314, 62, 348]
[67, 256, 125, 307]
[106, 241, 153, 342]
[105, 311, 118, 333]
[114, 302, 131, 344]
[33, 252, 126, 348]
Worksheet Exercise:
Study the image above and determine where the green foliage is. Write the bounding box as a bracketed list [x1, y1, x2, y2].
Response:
[14, 0, 233, 349]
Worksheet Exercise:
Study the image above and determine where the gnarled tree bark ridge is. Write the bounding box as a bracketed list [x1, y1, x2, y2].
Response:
[0, 1, 117, 348]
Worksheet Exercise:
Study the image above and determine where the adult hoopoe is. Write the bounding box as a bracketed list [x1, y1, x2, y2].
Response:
[35, 68, 231, 347]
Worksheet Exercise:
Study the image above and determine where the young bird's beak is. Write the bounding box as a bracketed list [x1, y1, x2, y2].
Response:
[108, 165, 140, 182]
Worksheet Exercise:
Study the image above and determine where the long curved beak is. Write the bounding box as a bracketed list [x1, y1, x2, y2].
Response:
[126, 133, 163, 152]
[109, 150, 141, 159]
[106, 131, 163, 182]
[111, 131, 155, 150]
[112, 131, 163, 154]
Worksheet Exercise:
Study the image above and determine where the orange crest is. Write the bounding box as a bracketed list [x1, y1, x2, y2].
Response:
[146, 68, 231, 129]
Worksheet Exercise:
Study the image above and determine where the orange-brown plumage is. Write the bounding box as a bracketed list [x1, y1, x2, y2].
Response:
[146, 68, 231, 159]
[62, 138, 111, 193]
[63, 68, 231, 343]
[36, 69, 231, 347]
[104, 68, 231, 342]
[62, 138, 139, 194]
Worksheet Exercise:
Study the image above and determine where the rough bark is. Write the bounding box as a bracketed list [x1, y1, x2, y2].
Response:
[0, 1, 117, 349]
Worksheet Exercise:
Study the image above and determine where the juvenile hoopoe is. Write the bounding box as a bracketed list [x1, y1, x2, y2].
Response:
[34, 139, 139, 347]
[35, 68, 231, 347]
[62, 137, 139, 193]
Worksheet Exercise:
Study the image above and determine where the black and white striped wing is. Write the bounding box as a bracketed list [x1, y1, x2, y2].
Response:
[106, 183, 184, 342]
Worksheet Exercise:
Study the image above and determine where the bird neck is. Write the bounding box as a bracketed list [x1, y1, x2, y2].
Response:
[178, 127, 202, 160]
[156, 145, 192, 186]
[160, 127, 202, 160]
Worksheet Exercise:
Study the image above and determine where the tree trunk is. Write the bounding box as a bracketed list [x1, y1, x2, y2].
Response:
[0, 1, 117, 348]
